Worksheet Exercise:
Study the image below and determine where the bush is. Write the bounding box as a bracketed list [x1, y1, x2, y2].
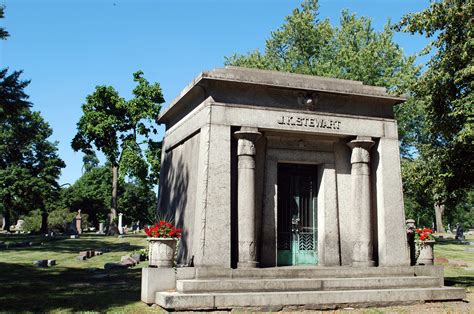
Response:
[48, 208, 76, 232]
[22, 209, 42, 233]
[22, 208, 91, 233]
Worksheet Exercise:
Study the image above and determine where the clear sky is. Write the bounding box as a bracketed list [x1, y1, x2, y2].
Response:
[1, 0, 430, 185]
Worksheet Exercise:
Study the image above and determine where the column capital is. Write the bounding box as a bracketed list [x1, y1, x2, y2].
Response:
[347, 137, 374, 164]
[234, 128, 261, 156]
[347, 136, 375, 150]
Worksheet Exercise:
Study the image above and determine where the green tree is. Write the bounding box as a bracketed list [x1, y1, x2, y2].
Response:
[119, 180, 157, 225]
[58, 162, 157, 228]
[396, 0, 474, 231]
[0, 72, 65, 232]
[72, 71, 164, 228]
[0, 7, 65, 232]
[225, 0, 420, 154]
[0, 5, 9, 40]
[82, 151, 100, 173]
[60, 165, 111, 226]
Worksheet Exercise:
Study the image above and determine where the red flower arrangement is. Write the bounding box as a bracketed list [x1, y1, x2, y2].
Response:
[144, 221, 182, 239]
[415, 228, 434, 242]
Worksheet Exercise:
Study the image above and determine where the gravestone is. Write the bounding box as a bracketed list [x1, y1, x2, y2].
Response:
[76, 209, 82, 235]
[118, 213, 123, 235]
[98, 222, 105, 234]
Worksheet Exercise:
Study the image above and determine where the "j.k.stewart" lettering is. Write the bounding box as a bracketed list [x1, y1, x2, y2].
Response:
[277, 115, 341, 130]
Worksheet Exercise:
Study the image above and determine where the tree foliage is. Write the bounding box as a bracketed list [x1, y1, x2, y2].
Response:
[58, 163, 156, 227]
[59, 165, 111, 225]
[0, 8, 65, 231]
[0, 5, 9, 40]
[396, 0, 474, 224]
[0, 70, 65, 230]
[225, 0, 418, 89]
[72, 71, 164, 223]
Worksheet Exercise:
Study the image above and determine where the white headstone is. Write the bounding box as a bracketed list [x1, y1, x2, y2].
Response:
[99, 222, 104, 234]
[118, 213, 123, 235]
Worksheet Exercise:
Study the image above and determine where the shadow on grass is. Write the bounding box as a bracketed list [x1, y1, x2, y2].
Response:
[0, 234, 144, 254]
[445, 276, 474, 288]
[0, 261, 145, 312]
[435, 238, 472, 245]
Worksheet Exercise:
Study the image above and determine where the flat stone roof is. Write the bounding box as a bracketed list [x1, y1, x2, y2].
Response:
[159, 66, 406, 123]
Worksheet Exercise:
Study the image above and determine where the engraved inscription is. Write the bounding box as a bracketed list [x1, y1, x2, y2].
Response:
[277, 115, 341, 130]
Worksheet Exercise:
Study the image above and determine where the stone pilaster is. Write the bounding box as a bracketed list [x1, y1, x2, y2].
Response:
[347, 136, 375, 267]
[234, 127, 261, 268]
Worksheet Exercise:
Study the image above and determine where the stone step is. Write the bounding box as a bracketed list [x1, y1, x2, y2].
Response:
[156, 287, 466, 311]
[177, 276, 440, 293]
[192, 266, 420, 279]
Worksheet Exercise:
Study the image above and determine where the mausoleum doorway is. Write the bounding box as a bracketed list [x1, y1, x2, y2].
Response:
[277, 163, 318, 266]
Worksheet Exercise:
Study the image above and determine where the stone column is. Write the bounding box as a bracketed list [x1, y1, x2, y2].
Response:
[347, 136, 375, 267]
[234, 127, 261, 268]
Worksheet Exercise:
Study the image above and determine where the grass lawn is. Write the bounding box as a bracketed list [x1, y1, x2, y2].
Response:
[434, 234, 474, 289]
[0, 233, 158, 312]
[0, 233, 472, 313]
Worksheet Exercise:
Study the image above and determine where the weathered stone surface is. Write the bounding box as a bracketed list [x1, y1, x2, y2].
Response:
[33, 260, 47, 267]
[177, 276, 439, 293]
[152, 67, 461, 310]
[157, 287, 465, 310]
[141, 267, 176, 304]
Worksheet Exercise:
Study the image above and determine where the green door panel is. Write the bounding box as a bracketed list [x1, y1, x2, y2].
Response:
[277, 164, 318, 266]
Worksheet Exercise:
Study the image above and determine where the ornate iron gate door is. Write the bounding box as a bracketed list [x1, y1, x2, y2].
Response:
[277, 164, 318, 266]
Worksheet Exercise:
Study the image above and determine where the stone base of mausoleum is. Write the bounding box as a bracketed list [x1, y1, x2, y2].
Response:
[142, 265, 465, 310]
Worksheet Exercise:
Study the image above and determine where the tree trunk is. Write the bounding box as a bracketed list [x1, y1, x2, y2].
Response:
[434, 202, 445, 233]
[2, 197, 11, 231]
[2, 210, 10, 231]
[106, 165, 120, 236]
[110, 164, 118, 224]
[40, 210, 48, 234]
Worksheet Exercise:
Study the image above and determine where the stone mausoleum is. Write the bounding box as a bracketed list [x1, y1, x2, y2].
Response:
[142, 67, 465, 310]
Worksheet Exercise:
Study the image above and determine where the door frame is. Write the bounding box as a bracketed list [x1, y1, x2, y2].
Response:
[261, 148, 341, 267]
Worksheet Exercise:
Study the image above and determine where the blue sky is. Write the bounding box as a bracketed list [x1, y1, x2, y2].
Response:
[1, 0, 430, 185]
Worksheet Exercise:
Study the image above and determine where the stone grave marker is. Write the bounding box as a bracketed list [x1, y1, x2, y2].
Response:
[76, 209, 82, 235]
[118, 213, 123, 235]
[98, 222, 105, 234]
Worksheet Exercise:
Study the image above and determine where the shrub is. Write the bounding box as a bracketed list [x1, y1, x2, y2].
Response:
[48, 208, 76, 232]
[22, 209, 42, 233]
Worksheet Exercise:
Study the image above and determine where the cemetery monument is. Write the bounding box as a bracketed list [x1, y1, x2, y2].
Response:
[142, 67, 465, 310]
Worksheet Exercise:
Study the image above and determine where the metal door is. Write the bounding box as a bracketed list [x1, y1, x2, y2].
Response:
[277, 163, 318, 266]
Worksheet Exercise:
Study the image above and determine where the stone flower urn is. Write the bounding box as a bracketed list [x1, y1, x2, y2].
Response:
[416, 240, 435, 265]
[147, 238, 177, 267]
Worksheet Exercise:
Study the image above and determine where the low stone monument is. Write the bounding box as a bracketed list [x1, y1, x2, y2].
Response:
[11, 220, 25, 233]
